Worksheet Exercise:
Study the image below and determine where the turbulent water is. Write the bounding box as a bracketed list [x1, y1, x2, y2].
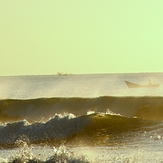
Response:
[0, 73, 163, 162]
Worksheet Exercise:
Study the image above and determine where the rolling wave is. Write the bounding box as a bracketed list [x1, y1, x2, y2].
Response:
[0, 96, 163, 122]
[0, 113, 158, 149]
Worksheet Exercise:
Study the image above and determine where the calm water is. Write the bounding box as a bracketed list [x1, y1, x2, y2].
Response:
[0, 73, 163, 162]
[0, 72, 162, 99]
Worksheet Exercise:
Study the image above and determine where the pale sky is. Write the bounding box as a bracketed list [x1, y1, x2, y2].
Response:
[1, 0, 163, 76]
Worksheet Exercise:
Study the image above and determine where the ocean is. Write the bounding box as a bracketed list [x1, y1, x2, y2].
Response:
[0, 73, 163, 162]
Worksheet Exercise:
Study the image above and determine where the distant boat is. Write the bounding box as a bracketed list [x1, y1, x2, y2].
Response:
[125, 79, 159, 88]
[57, 72, 67, 76]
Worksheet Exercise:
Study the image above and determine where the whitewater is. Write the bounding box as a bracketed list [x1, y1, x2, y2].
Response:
[0, 73, 163, 162]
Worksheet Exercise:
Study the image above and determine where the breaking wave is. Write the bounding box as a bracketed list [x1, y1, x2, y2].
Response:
[0, 113, 158, 149]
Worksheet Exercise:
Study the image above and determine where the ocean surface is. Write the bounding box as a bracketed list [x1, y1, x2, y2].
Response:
[0, 73, 163, 162]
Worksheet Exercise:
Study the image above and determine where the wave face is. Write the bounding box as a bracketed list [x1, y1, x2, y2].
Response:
[0, 96, 163, 148]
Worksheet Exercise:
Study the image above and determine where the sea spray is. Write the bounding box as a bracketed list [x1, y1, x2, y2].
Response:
[7, 142, 90, 163]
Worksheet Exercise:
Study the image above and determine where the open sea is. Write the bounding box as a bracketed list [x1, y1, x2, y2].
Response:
[0, 73, 163, 162]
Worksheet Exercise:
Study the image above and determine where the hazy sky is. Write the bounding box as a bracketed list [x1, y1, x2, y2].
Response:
[1, 0, 163, 76]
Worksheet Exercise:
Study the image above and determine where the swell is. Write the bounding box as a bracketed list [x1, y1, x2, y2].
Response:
[0, 113, 157, 149]
[1, 96, 163, 122]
